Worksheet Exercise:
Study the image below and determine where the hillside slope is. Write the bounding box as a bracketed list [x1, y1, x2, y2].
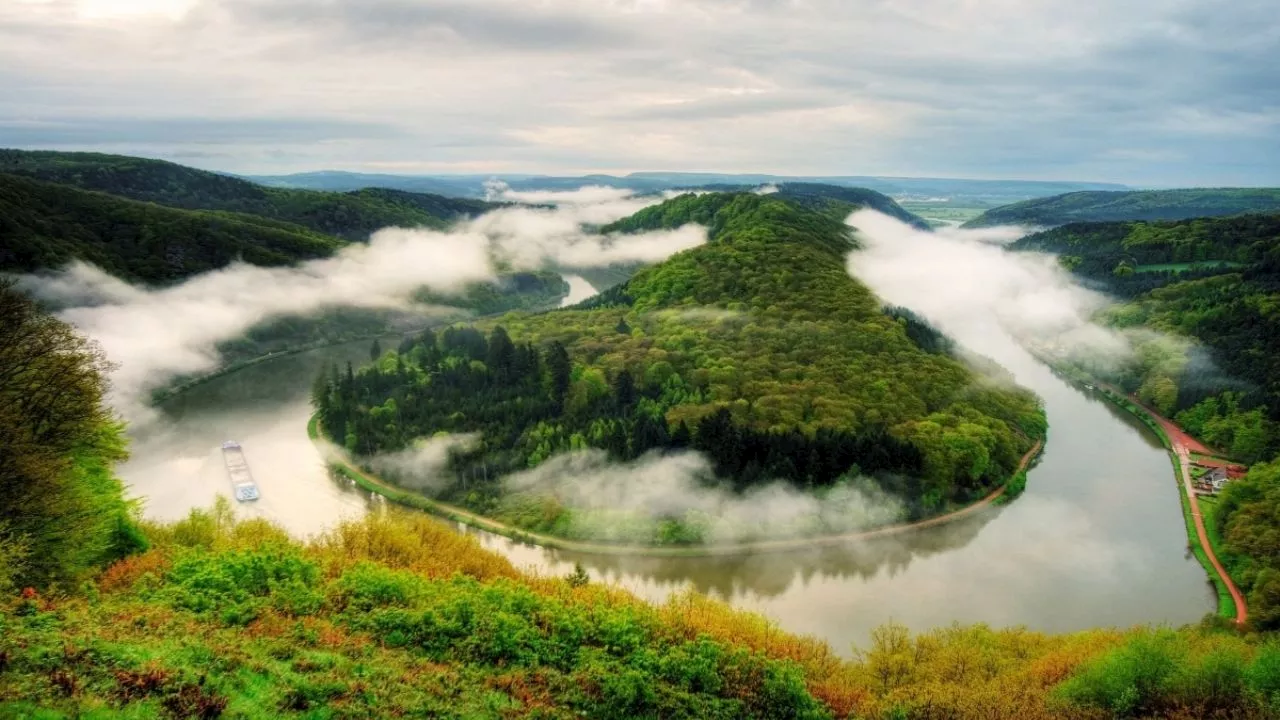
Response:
[965, 188, 1280, 228]
[0, 173, 345, 284]
[318, 193, 1045, 544]
[0, 149, 493, 240]
[694, 183, 931, 230]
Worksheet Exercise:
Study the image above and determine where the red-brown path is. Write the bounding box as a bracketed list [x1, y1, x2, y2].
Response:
[1103, 385, 1248, 625]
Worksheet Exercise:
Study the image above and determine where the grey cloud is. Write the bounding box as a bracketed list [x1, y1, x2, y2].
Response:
[0, 0, 1275, 184]
[224, 0, 633, 51]
[618, 92, 843, 121]
[0, 117, 405, 146]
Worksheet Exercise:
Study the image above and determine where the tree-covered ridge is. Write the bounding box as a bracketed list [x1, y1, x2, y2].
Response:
[0, 149, 493, 241]
[965, 188, 1280, 228]
[1009, 213, 1280, 297]
[201, 272, 571, 375]
[1017, 213, 1280, 464]
[317, 193, 1045, 542]
[692, 183, 931, 229]
[0, 172, 345, 284]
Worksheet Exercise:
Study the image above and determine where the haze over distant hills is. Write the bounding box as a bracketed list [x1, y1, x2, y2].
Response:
[247, 169, 1128, 205]
[965, 188, 1280, 228]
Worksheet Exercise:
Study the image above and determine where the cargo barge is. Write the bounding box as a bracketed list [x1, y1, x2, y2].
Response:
[221, 441, 260, 502]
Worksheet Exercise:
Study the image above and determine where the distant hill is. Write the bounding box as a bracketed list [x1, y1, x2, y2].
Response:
[245, 169, 484, 197]
[703, 183, 931, 229]
[965, 188, 1280, 228]
[246, 168, 1126, 205]
[0, 173, 344, 284]
[0, 150, 494, 240]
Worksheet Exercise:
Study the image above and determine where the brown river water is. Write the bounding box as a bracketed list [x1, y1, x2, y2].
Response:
[120, 327, 1214, 654]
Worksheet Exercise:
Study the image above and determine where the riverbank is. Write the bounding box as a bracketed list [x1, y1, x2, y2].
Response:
[309, 414, 1043, 558]
[1039, 361, 1246, 623]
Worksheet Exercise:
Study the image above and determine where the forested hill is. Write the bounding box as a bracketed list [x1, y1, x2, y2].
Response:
[0, 172, 344, 284]
[694, 183, 931, 229]
[317, 192, 1046, 544]
[0, 149, 493, 241]
[964, 188, 1280, 228]
[1008, 213, 1280, 297]
[1010, 213, 1280, 459]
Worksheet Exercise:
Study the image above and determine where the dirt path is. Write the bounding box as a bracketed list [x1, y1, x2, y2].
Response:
[313, 418, 1042, 558]
[1096, 385, 1247, 625]
[1175, 446, 1249, 625]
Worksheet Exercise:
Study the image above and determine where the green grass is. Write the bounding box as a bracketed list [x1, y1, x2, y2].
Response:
[1133, 261, 1246, 273]
[897, 202, 988, 228]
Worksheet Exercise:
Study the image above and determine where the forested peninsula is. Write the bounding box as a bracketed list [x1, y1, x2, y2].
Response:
[316, 192, 1046, 545]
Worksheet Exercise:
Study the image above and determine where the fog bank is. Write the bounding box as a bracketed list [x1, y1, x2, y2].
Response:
[503, 449, 905, 544]
[845, 210, 1130, 363]
[15, 188, 704, 421]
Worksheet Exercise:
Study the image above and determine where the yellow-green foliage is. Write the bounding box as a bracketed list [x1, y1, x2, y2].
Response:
[5, 508, 1277, 720]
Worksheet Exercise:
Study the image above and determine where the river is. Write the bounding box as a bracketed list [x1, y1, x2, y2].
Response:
[120, 325, 1213, 655]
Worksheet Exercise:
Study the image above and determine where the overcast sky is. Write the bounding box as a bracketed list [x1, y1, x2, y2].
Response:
[2, 0, 1278, 185]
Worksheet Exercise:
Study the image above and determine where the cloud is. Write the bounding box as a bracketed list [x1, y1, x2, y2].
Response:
[224, 0, 633, 52]
[845, 209, 1129, 361]
[365, 434, 480, 494]
[0, 0, 1277, 183]
[14, 194, 706, 421]
[502, 449, 905, 544]
[0, 117, 402, 146]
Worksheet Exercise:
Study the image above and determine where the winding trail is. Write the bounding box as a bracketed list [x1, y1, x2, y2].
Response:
[311, 415, 1042, 558]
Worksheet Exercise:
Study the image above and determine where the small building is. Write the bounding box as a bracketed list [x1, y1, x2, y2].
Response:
[1204, 466, 1230, 492]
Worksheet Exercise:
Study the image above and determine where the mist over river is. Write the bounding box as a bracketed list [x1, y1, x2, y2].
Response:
[119, 317, 1213, 652]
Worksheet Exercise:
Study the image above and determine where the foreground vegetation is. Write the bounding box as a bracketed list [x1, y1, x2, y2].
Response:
[317, 192, 1046, 544]
[966, 188, 1280, 228]
[8, 500, 1280, 718]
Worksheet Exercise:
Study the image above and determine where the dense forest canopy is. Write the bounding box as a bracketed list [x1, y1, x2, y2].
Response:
[965, 188, 1280, 228]
[0, 149, 493, 241]
[692, 183, 931, 229]
[0, 172, 345, 284]
[317, 192, 1045, 543]
[1013, 213, 1280, 464]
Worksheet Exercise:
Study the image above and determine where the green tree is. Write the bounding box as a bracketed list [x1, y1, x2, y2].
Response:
[0, 280, 143, 589]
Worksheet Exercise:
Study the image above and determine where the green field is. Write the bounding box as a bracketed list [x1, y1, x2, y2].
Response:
[1132, 261, 1246, 273]
[897, 201, 989, 228]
